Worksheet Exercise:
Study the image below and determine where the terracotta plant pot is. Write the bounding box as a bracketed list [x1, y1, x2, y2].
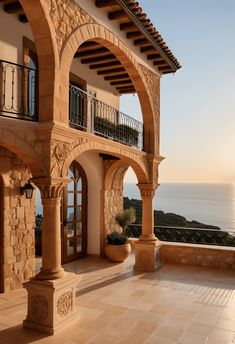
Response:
[105, 243, 131, 262]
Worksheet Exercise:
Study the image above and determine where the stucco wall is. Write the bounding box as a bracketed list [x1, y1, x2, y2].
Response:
[0, 146, 35, 292]
[70, 59, 120, 109]
[76, 151, 103, 255]
[0, 9, 33, 63]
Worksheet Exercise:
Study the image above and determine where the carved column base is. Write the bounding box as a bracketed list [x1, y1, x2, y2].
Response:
[23, 272, 78, 335]
[134, 240, 161, 272]
[139, 234, 157, 241]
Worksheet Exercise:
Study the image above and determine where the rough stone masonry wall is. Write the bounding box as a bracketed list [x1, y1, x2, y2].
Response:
[103, 189, 123, 235]
[160, 244, 235, 270]
[0, 147, 35, 292]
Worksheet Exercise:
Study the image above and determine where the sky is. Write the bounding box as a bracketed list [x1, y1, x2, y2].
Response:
[121, 0, 235, 183]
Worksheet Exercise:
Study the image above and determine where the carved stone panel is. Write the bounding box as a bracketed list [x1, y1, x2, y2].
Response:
[57, 291, 73, 317]
[45, 0, 94, 52]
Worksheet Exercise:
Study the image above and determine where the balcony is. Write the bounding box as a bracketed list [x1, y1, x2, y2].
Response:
[0, 60, 143, 150]
[0, 59, 37, 121]
[69, 85, 143, 150]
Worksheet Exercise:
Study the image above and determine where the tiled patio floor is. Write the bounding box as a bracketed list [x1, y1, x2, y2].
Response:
[1, 254, 235, 343]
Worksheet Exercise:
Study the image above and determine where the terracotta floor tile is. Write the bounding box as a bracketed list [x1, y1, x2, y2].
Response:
[152, 325, 184, 341]
[0, 255, 235, 343]
[208, 327, 235, 341]
[177, 331, 207, 344]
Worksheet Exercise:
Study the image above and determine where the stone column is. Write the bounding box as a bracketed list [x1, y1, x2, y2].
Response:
[138, 184, 157, 242]
[134, 183, 161, 271]
[23, 178, 78, 334]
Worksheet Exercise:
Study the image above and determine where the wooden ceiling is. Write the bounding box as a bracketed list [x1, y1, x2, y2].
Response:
[1, 0, 181, 94]
[75, 41, 135, 94]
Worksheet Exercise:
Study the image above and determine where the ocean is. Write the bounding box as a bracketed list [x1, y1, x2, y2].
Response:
[36, 183, 235, 232]
[124, 183, 235, 232]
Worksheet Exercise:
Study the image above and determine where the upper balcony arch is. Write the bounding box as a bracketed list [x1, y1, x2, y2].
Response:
[60, 23, 159, 154]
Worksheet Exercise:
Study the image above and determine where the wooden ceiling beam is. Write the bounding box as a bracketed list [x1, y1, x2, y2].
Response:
[120, 22, 135, 31]
[95, 0, 117, 8]
[4, 1, 23, 13]
[97, 67, 125, 75]
[81, 54, 117, 64]
[159, 66, 171, 71]
[140, 46, 155, 53]
[104, 73, 129, 81]
[108, 10, 128, 20]
[89, 60, 122, 70]
[110, 79, 132, 86]
[154, 60, 167, 66]
[126, 31, 143, 39]
[74, 47, 109, 58]
[19, 14, 28, 23]
[116, 86, 135, 91]
[147, 53, 161, 60]
[134, 38, 149, 46]
[77, 42, 101, 51]
[118, 88, 136, 94]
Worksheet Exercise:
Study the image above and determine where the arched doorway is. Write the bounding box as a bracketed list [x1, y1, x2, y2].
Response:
[0, 177, 3, 293]
[62, 161, 88, 263]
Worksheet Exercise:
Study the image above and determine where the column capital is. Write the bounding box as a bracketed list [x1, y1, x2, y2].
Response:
[137, 183, 158, 198]
[33, 177, 70, 199]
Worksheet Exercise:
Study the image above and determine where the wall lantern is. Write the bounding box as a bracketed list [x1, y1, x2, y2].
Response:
[20, 180, 35, 199]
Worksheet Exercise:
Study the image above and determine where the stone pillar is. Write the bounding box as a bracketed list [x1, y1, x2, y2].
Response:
[23, 178, 78, 334]
[138, 184, 157, 242]
[134, 183, 161, 272]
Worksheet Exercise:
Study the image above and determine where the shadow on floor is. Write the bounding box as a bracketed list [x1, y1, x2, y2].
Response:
[0, 325, 49, 344]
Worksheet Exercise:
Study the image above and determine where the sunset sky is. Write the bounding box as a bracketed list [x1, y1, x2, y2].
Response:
[121, 0, 235, 183]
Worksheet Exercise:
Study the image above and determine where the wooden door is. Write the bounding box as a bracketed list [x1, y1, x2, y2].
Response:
[62, 161, 87, 263]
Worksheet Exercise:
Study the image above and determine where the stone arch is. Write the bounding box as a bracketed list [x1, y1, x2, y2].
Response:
[104, 159, 129, 191]
[19, 0, 60, 121]
[61, 140, 148, 185]
[0, 129, 46, 177]
[59, 23, 157, 153]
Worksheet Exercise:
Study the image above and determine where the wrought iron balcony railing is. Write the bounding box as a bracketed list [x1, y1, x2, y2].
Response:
[127, 224, 235, 247]
[69, 84, 143, 150]
[0, 59, 37, 121]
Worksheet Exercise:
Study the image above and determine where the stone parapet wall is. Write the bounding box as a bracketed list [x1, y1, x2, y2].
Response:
[160, 243, 235, 270]
[0, 147, 35, 292]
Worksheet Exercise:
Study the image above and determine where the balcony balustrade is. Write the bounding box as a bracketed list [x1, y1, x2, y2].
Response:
[0, 60, 143, 150]
[0, 59, 37, 121]
[127, 224, 235, 247]
[69, 84, 143, 150]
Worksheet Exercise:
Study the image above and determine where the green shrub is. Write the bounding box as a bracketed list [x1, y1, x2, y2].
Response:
[115, 207, 136, 235]
[116, 124, 139, 146]
[106, 231, 128, 245]
[94, 117, 116, 138]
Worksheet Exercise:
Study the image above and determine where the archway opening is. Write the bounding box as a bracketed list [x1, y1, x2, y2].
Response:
[69, 40, 144, 150]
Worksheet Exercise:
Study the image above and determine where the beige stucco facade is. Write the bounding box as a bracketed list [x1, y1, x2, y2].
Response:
[0, 0, 178, 334]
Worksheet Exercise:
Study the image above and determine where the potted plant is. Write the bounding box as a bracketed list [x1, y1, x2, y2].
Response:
[105, 208, 136, 262]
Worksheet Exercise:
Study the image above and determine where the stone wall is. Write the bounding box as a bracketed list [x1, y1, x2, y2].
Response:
[103, 189, 123, 236]
[160, 244, 235, 270]
[0, 147, 35, 292]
